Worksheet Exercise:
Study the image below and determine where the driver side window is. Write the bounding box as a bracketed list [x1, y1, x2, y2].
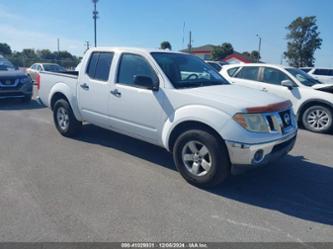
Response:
[117, 53, 158, 86]
[262, 67, 289, 85]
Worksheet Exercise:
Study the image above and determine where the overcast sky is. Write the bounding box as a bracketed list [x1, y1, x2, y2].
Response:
[0, 0, 332, 66]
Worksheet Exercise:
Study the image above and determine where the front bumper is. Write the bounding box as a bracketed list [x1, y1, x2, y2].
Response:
[225, 131, 297, 166]
[0, 82, 33, 99]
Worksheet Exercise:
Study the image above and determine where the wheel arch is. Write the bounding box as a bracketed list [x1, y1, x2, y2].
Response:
[167, 120, 226, 152]
[49, 83, 82, 121]
[297, 99, 333, 120]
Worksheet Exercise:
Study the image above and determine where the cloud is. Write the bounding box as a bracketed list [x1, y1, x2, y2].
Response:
[0, 4, 21, 20]
[0, 24, 85, 56]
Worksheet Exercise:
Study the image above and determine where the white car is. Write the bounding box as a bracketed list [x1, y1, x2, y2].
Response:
[221, 63, 333, 133]
[205, 60, 228, 72]
[300, 67, 333, 84]
[38, 48, 297, 187]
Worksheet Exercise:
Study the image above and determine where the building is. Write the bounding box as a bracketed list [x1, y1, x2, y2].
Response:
[181, 45, 257, 64]
[223, 52, 253, 64]
[181, 44, 215, 60]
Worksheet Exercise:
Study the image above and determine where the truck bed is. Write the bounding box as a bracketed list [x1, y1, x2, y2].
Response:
[38, 71, 79, 107]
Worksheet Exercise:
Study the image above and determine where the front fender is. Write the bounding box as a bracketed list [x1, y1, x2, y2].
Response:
[161, 105, 231, 150]
[49, 82, 82, 121]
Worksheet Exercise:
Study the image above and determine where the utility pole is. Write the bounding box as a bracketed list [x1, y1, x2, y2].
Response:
[85, 41, 90, 52]
[188, 31, 192, 54]
[57, 38, 60, 63]
[92, 0, 99, 47]
[256, 34, 262, 62]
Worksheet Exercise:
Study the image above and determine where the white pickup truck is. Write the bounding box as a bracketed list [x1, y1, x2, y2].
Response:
[38, 47, 297, 187]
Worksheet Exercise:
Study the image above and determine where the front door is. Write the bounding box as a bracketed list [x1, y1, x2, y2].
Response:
[258, 67, 302, 111]
[108, 53, 164, 144]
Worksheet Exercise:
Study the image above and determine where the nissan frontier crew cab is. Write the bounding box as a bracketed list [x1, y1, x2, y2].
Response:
[38, 47, 297, 187]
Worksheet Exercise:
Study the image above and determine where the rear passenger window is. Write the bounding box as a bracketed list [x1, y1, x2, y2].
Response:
[94, 53, 114, 81]
[86, 52, 114, 81]
[235, 67, 259, 81]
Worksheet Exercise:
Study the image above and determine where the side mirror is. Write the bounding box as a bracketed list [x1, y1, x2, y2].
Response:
[134, 75, 159, 91]
[281, 80, 295, 90]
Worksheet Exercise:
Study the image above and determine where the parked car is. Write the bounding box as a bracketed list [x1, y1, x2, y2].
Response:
[300, 67, 333, 84]
[38, 48, 297, 187]
[205, 60, 228, 72]
[0, 56, 33, 102]
[27, 63, 65, 83]
[221, 64, 333, 133]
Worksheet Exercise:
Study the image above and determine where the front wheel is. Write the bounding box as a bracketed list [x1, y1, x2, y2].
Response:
[173, 129, 230, 188]
[302, 105, 333, 133]
[53, 99, 82, 137]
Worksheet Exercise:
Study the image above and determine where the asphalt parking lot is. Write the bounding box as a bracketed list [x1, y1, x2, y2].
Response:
[0, 98, 332, 242]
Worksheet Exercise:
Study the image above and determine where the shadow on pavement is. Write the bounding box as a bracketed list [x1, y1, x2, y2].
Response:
[0, 99, 46, 111]
[74, 124, 333, 226]
[210, 155, 333, 226]
[75, 124, 175, 170]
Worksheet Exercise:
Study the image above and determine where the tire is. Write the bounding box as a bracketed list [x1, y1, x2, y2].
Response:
[53, 99, 82, 137]
[173, 129, 230, 188]
[302, 105, 333, 133]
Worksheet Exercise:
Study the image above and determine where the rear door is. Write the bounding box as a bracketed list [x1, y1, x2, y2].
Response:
[77, 51, 114, 127]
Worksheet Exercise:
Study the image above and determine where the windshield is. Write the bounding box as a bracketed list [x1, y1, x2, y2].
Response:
[43, 64, 65, 72]
[286, 68, 321, 87]
[300, 68, 311, 73]
[151, 52, 229, 89]
[0, 57, 15, 71]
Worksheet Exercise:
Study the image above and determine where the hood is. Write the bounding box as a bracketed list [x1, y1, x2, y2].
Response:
[0, 70, 27, 79]
[180, 84, 287, 113]
[312, 83, 333, 92]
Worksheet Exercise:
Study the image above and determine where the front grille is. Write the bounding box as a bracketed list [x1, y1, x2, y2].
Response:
[272, 136, 296, 154]
[279, 110, 292, 128]
[0, 78, 19, 86]
[264, 108, 295, 134]
[0, 92, 24, 98]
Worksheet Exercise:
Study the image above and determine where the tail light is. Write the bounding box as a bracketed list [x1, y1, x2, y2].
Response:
[36, 73, 41, 90]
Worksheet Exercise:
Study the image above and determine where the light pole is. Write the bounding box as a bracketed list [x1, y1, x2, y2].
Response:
[92, 0, 99, 47]
[256, 34, 262, 62]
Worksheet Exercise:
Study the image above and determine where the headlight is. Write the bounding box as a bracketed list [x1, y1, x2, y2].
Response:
[233, 113, 269, 133]
[20, 77, 31, 84]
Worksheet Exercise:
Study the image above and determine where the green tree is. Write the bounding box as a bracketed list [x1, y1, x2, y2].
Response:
[250, 50, 261, 62]
[160, 41, 172, 50]
[211, 43, 234, 60]
[0, 43, 12, 56]
[284, 16, 322, 67]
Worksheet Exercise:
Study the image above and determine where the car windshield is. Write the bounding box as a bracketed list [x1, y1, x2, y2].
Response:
[286, 68, 321, 87]
[0, 57, 15, 71]
[151, 52, 229, 89]
[43, 64, 65, 72]
[300, 68, 311, 73]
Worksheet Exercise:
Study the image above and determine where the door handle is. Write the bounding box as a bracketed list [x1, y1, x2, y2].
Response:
[262, 88, 268, 92]
[110, 89, 121, 97]
[80, 83, 89, 90]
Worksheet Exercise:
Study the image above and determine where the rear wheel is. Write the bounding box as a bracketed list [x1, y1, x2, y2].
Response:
[53, 99, 82, 137]
[173, 129, 230, 187]
[302, 105, 333, 133]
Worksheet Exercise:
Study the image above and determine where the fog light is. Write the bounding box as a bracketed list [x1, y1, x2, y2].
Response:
[253, 150, 264, 163]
